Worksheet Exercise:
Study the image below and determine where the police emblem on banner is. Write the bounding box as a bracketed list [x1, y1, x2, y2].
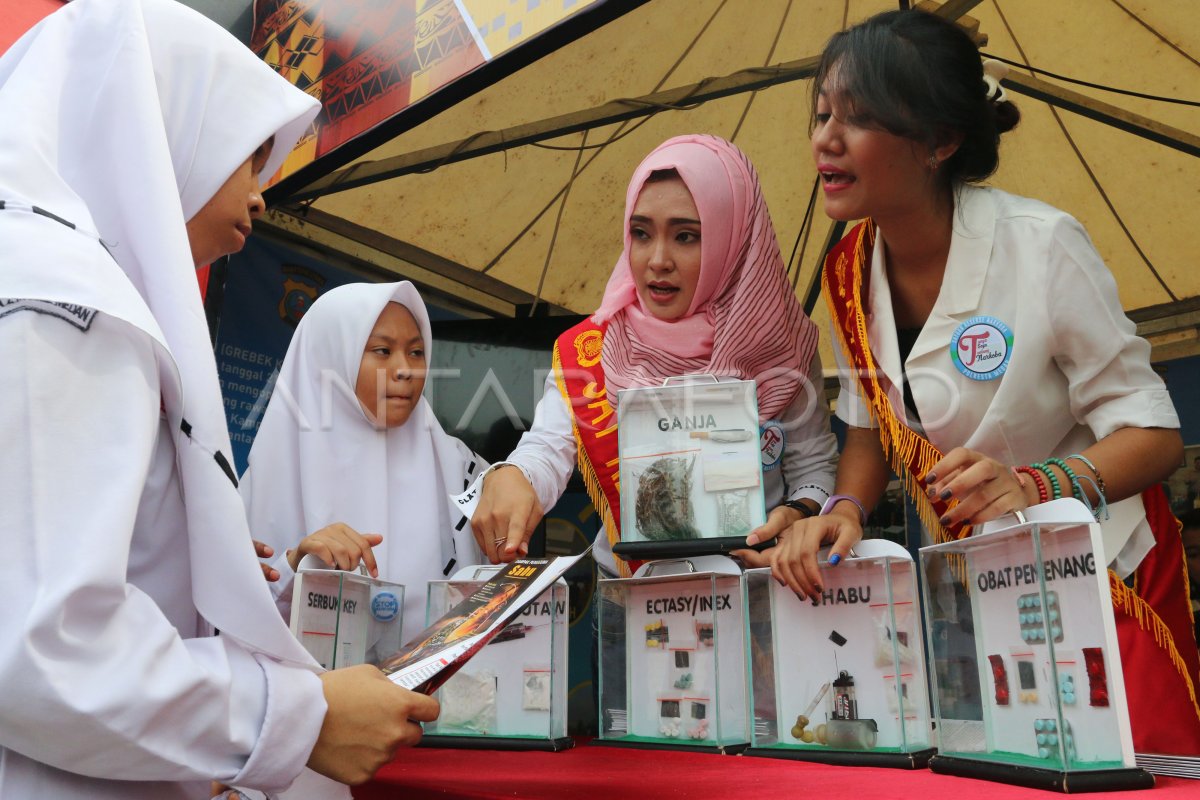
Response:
[278, 264, 326, 326]
[950, 316, 1013, 381]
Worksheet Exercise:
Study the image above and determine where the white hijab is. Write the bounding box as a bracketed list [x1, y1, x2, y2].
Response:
[242, 281, 484, 635]
[0, 0, 321, 665]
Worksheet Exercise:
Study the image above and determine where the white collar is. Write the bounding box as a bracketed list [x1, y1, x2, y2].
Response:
[867, 184, 998, 379]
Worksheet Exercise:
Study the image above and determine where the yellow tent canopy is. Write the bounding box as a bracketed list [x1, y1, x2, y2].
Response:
[259, 0, 1200, 367]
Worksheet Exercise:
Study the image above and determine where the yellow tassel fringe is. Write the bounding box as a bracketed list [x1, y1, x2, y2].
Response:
[1108, 570, 1200, 725]
[552, 343, 630, 578]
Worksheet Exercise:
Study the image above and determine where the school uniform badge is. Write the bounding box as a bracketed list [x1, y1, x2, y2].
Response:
[0, 298, 97, 332]
[950, 316, 1013, 381]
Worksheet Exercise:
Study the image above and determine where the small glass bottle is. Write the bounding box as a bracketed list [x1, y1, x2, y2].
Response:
[831, 670, 858, 720]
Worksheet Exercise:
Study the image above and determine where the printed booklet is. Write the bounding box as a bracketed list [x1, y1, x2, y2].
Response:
[381, 549, 590, 694]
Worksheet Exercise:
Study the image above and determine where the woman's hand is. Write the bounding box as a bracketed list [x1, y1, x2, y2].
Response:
[471, 466, 544, 564]
[924, 447, 1038, 527]
[252, 540, 279, 582]
[744, 503, 810, 548]
[731, 504, 862, 600]
[288, 523, 384, 577]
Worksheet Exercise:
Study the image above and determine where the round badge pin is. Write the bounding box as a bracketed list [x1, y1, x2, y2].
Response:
[760, 421, 785, 471]
[950, 316, 1013, 381]
[371, 591, 400, 623]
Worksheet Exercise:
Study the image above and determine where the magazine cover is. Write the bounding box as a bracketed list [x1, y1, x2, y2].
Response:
[381, 550, 589, 694]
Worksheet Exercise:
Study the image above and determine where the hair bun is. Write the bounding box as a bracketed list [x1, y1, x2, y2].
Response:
[993, 99, 1021, 135]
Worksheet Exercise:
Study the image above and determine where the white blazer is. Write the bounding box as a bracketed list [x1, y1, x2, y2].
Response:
[833, 184, 1178, 574]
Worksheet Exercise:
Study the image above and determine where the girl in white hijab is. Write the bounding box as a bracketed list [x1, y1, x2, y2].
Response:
[0, 1, 436, 797]
[243, 281, 485, 638]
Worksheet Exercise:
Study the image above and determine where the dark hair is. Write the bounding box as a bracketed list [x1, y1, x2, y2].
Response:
[644, 167, 682, 184]
[1180, 508, 1200, 533]
[811, 10, 1020, 186]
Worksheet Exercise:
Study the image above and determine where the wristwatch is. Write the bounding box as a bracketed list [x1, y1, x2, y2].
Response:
[779, 499, 816, 517]
[819, 494, 868, 526]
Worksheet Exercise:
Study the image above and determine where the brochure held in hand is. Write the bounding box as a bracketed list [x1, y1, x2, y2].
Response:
[381, 548, 590, 694]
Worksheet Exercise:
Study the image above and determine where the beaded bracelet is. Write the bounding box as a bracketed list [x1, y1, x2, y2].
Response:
[1014, 466, 1048, 503]
[1045, 457, 1086, 504]
[1065, 454, 1107, 499]
[1030, 462, 1063, 500]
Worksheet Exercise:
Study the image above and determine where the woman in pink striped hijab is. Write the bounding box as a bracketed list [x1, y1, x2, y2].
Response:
[595, 134, 819, 421]
[472, 134, 837, 578]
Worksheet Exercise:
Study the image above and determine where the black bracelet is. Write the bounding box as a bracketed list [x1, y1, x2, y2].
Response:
[780, 499, 816, 517]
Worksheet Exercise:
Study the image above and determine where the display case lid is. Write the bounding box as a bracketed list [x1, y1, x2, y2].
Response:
[616, 375, 754, 408]
[296, 553, 407, 587]
[921, 498, 1098, 555]
[632, 554, 741, 579]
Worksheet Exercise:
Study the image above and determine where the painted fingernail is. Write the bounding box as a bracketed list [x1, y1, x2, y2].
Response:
[813, 584, 823, 594]
[939, 515, 951, 526]
[829, 553, 841, 566]
[925, 471, 938, 483]
[939, 489, 952, 501]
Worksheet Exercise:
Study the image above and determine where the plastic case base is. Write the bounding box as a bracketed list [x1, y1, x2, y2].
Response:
[744, 746, 937, 770]
[591, 738, 749, 756]
[929, 755, 1155, 792]
[612, 536, 768, 560]
[418, 735, 575, 752]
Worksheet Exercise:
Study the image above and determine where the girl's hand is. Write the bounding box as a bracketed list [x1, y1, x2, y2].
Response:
[744, 504, 807, 548]
[731, 508, 862, 600]
[924, 447, 1038, 527]
[471, 466, 543, 564]
[252, 539, 279, 582]
[288, 523, 384, 577]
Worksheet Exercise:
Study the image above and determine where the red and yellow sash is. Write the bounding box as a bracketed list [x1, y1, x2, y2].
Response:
[823, 220, 967, 545]
[553, 319, 637, 577]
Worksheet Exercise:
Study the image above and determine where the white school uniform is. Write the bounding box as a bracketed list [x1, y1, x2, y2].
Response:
[242, 281, 485, 638]
[0, 0, 330, 796]
[832, 184, 1179, 574]
[507, 352, 838, 576]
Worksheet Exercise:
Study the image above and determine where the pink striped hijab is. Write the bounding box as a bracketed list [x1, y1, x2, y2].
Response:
[593, 134, 818, 422]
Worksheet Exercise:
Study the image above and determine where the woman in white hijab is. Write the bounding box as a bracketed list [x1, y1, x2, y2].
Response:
[0, 1, 436, 798]
[243, 281, 485, 637]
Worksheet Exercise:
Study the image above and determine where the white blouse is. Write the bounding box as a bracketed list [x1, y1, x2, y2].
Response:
[833, 184, 1178, 574]
[0, 308, 325, 799]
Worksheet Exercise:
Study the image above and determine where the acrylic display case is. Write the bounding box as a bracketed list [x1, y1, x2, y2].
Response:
[289, 567, 405, 669]
[920, 499, 1152, 791]
[743, 539, 935, 768]
[613, 377, 765, 560]
[596, 555, 749, 753]
[420, 565, 572, 751]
